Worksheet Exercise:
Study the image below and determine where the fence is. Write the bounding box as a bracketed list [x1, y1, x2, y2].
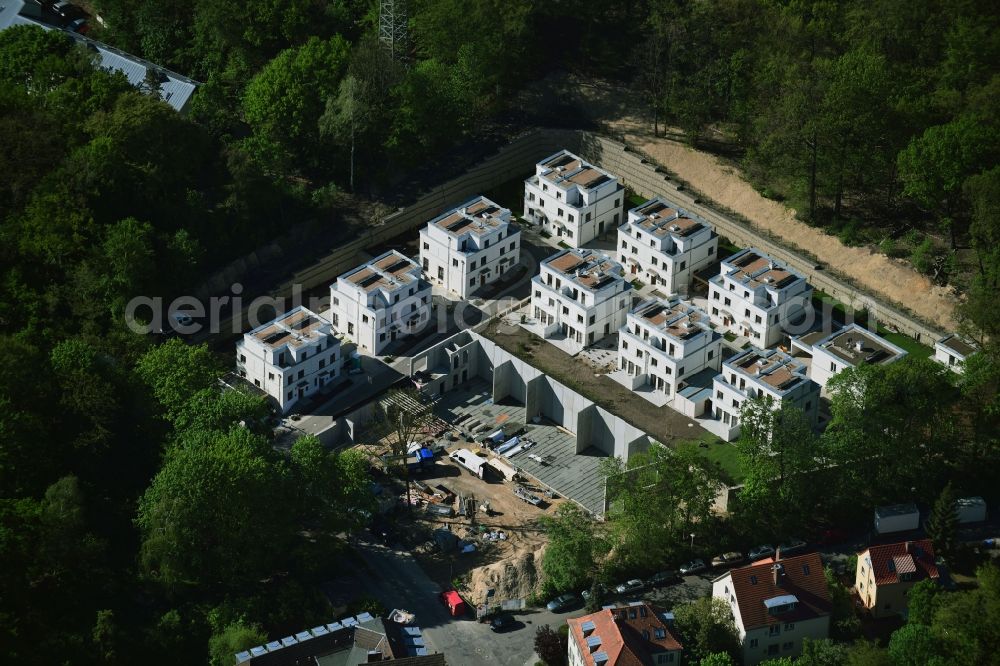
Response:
[200, 127, 945, 346]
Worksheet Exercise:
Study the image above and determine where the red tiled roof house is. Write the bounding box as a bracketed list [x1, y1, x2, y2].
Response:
[567, 602, 683, 666]
[855, 539, 939, 618]
[712, 551, 831, 665]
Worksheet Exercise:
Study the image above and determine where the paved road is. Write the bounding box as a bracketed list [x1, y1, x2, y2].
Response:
[352, 538, 576, 666]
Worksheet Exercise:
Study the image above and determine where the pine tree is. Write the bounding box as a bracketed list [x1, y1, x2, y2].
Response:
[927, 483, 958, 559]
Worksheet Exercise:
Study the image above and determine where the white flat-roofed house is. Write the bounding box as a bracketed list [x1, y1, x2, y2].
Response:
[618, 297, 722, 402]
[419, 196, 521, 299]
[523, 150, 624, 247]
[530, 248, 631, 355]
[235, 306, 342, 413]
[330, 250, 431, 355]
[711, 348, 820, 441]
[618, 198, 718, 295]
[708, 248, 813, 348]
[935, 334, 977, 373]
[804, 324, 907, 391]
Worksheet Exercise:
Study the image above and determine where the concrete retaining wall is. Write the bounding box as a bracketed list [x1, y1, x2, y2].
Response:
[213, 127, 943, 349]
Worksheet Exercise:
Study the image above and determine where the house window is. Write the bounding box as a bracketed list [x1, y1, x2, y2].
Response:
[708, 350, 714, 359]
[622, 240, 628, 249]
[287, 391, 293, 400]
[557, 208, 564, 217]
[268, 372, 274, 380]
[239, 354, 246, 363]
[470, 278, 476, 286]
[783, 642, 793, 651]
[319, 359, 325, 369]
[709, 246, 715, 254]
[724, 297, 731, 306]
[452, 258, 459, 267]
[510, 241, 515, 250]
[589, 315, 595, 325]
[749, 639, 758, 648]
[362, 315, 369, 324]
[769, 625, 780, 637]
[254, 379, 260, 387]
[298, 370, 304, 379]
[422, 241, 429, 250]
[830, 361, 837, 371]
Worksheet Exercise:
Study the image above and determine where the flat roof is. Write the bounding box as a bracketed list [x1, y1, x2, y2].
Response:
[249, 307, 329, 349]
[430, 196, 510, 237]
[875, 503, 918, 517]
[816, 324, 906, 367]
[341, 250, 420, 293]
[727, 348, 807, 392]
[544, 249, 625, 291]
[724, 248, 805, 290]
[937, 334, 977, 357]
[539, 150, 615, 190]
[631, 298, 711, 341]
[630, 198, 709, 238]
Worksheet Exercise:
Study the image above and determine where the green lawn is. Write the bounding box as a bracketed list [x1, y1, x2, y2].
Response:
[627, 192, 647, 208]
[881, 331, 934, 360]
[677, 434, 744, 485]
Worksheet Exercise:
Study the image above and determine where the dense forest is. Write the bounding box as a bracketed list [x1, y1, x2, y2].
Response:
[0, 0, 997, 663]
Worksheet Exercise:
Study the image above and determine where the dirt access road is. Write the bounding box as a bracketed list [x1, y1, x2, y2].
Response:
[522, 74, 958, 331]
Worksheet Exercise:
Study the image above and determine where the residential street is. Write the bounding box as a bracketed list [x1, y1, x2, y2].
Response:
[350, 537, 579, 666]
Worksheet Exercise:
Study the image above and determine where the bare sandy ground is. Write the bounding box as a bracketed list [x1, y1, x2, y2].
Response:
[529, 74, 958, 330]
[611, 116, 957, 330]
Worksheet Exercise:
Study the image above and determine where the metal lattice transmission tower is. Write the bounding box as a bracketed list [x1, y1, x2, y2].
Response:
[378, 0, 408, 60]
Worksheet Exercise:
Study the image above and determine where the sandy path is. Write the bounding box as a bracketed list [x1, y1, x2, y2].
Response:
[606, 114, 958, 330]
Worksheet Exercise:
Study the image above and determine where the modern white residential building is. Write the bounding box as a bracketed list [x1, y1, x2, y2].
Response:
[935, 334, 977, 373]
[798, 324, 907, 390]
[708, 248, 812, 348]
[235, 306, 342, 413]
[711, 347, 820, 441]
[523, 150, 624, 247]
[419, 196, 521, 298]
[530, 248, 631, 355]
[713, 552, 831, 665]
[618, 297, 722, 401]
[330, 250, 432, 356]
[618, 197, 718, 295]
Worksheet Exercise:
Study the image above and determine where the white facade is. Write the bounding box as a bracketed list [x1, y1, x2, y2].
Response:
[807, 324, 906, 390]
[618, 297, 722, 400]
[523, 150, 624, 247]
[419, 196, 521, 298]
[711, 348, 820, 441]
[708, 248, 812, 348]
[235, 306, 342, 413]
[531, 248, 631, 355]
[935, 334, 977, 373]
[618, 197, 718, 295]
[713, 557, 830, 666]
[330, 250, 432, 355]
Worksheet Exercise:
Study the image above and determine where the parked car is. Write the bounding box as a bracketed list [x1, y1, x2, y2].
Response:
[649, 570, 679, 586]
[52, 0, 85, 20]
[679, 559, 706, 575]
[546, 593, 580, 613]
[615, 579, 645, 594]
[748, 545, 775, 562]
[489, 613, 517, 632]
[778, 538, 808, 555]
[711, 552, 746, 568]
[581, 583, 607, 601]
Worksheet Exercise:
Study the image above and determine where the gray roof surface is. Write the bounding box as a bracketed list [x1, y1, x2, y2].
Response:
[0, 1, 198, 112]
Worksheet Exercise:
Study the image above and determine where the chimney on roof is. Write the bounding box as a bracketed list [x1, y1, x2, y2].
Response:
[905, 541, 913, 554]
[772, 563, 784, 587]
[854, 341, 863, 352]
[774, 546, 782, 562]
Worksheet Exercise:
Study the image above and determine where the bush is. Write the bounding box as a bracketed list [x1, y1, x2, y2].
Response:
[910, 237, 937, 274]
[535, 625, 567, 666]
